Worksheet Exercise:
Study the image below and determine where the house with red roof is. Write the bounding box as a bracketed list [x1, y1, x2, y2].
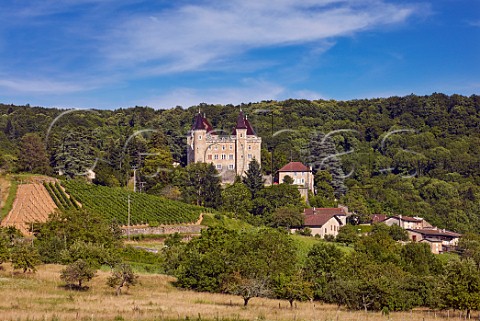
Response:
[187, 110, 261, 183]
[293, 207, 348, 238]
[278, 162, 314, 200]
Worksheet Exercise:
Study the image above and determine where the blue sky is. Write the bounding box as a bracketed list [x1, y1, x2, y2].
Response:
[0, 0, 479, 109]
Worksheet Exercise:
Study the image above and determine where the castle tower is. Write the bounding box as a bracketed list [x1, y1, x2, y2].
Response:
[187, 111, 213, 164]
[235, 111, 248, 176]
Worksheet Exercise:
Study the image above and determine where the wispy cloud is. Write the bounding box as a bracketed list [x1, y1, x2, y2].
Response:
[0, 78, 89, 94]
[141, 79, 287, 108]
[469, 20, 480, 27]
[104, 0, 419, 75]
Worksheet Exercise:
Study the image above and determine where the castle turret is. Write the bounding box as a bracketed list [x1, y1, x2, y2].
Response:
[187, 111, 213, 164]
[235, 111, 248, 176]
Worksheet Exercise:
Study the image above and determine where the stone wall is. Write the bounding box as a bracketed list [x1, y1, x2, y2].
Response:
[121, 224, 207, 236]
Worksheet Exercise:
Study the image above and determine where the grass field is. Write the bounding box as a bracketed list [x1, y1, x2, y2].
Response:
[0, 175, 17, 220]
[0, 264, 474, 321]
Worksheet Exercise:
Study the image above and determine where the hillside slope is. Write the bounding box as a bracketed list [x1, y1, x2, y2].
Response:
[1, 182, 57, 234]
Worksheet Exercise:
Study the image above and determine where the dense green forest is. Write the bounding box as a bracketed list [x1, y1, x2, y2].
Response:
[1, 93, 479, 232]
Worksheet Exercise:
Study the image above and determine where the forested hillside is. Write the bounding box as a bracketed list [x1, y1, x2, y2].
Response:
[1, 93, 479, 232]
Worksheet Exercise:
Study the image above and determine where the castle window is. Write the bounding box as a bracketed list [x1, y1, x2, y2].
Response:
[229, 154, 234, 160]
[228, 164, 234, 170]
[214, 154, 219, 160]
[208, 146, 212, 150]
[222, 145, 226, 150]
[294, 172, 297, 176]
[229, 145, 233, 150]
[216, 164, 222, 170]
[214, 145, 218, 150]
[248, 154, 252, 159]
[240, 133, 243, 138]
[248, 145, 252, 150]
[301, 178, 305, 184]
[198, 135, 202, 140]
[207, 155, 212, 160]
[221, 154, 226, 160]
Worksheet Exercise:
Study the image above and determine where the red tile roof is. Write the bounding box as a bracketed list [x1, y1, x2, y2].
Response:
[278, 162, 310, 172]
[304, 213, 339, 227]
[371, 214, 387, 223]
[302, 207, 347, 227]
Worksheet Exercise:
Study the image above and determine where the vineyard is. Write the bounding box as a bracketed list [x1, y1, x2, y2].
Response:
[63, 180, 206, 226]
[43, 181, 79, 211]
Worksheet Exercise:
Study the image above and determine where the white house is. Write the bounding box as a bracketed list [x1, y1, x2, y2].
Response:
[277, 162, 314, 200]
[382, 215, 432, 230]
[294, 207, 348, 238]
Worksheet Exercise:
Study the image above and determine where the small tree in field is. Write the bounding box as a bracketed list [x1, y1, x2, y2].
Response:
[107, 263, 138, 295]
[224, 272, 271, 306]
[61, 259, 96, 289]
[10, 240, 41, 273]
[274, 273, 313, 308]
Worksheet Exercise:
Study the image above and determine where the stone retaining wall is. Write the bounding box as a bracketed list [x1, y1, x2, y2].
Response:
[121, 225, 206, 236]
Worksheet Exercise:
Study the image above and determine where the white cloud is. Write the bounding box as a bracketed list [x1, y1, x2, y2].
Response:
[104, 0, 419, 74]
[141, 80, 286, 108]
[469, 20, 480, 27]
[139, 78, 328, 109]
[290, 90, 327, 101]
[0, 78, 88, 94]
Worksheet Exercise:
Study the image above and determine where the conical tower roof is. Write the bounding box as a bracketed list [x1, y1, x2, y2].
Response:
[191, 111, 213, 132]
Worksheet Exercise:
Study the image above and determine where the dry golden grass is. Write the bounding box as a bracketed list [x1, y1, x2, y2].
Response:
[0, 264, 475, 321]
[0, 175, 12, 209]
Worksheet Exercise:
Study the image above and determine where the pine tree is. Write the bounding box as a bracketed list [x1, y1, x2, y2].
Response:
[242, 158, 265, 199]
[306, 133, 347, 197]
[18, 133, 51, 174]
[53, 131, 96, 178]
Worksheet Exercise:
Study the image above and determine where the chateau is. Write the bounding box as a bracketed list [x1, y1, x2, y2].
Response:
[187, 110, 262, 183]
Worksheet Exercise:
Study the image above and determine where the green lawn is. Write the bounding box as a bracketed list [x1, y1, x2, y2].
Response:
[201, 213, 252, 230]
[291, 234, 354, 262]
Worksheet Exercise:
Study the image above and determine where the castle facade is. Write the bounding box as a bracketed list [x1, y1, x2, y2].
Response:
[187, 110, 261, 183]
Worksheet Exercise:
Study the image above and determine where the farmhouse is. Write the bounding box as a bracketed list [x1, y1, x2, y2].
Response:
[382, 215, 432, 230]
[294, 207, 348, 238]
[277, 162, 314, 200]
[406, 227, 461, 253]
